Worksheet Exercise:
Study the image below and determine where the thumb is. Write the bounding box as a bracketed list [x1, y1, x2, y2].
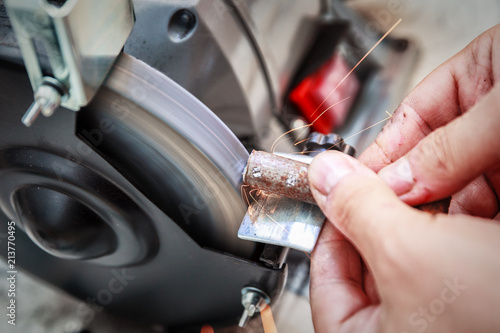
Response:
[377, 84, 500, 206]
[308, 150, 423, 264]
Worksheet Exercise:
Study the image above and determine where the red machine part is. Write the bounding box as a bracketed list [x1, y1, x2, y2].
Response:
[289, 52, 360, 134]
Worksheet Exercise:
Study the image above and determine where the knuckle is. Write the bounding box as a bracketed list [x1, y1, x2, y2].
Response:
[373, 138, 393, 165]
[413, 127, 459, 177]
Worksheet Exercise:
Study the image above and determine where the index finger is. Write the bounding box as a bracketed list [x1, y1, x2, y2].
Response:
[359, 25, 500, 171]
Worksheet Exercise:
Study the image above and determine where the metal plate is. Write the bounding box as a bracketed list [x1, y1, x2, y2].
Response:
[238, 191, 325, 252]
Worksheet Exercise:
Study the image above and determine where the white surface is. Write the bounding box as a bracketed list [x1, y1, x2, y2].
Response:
[349, 0, 500, 90]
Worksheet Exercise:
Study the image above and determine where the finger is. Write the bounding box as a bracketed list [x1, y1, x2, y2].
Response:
[362, 262, 379, 304]
[485, 165, 500, 208]
[310, 223, 375, 332]
[360, 25, 500, 171]
[378, 84, 500, 205]
[360, 64, 459, 171]
[308, 151, 425, 264]
[449, 176, 499, 218]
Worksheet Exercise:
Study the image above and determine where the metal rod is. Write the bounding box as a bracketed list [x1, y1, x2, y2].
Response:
[243, 150, 316, 205]
[243, 150, 450, 214]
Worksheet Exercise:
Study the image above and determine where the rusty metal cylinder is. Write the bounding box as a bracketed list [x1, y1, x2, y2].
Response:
[242, 150, 450, 214]
[243, 150, 316, 205]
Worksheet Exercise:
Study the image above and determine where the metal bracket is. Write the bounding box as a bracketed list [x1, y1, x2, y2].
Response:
[238, 191, 325, 252]
[5, 0, 135, 126]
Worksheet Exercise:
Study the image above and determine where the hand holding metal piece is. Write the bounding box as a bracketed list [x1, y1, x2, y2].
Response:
[238, 132, 356, 253]
[238, 132, 449, 253]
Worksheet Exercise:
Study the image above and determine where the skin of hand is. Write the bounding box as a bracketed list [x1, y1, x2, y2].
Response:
[307, 25, 500, 333]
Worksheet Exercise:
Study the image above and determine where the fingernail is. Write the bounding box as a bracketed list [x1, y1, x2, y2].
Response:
[378, 157, 414, 196]
[309, 152, 354, 200]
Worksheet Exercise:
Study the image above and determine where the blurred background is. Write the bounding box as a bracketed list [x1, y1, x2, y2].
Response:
[350, 0, 500, 89]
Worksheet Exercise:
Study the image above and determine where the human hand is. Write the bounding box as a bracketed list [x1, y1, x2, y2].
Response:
[307, 151, 500, 333]
[307, 25, 500, 332]
[360, 25, 500, 217]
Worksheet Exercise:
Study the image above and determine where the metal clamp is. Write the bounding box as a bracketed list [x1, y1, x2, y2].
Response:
[5, 0, 135, 126]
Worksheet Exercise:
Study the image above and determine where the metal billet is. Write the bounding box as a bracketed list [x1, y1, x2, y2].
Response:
[243, 150, 316, 205]
[241, 137, 356, 205]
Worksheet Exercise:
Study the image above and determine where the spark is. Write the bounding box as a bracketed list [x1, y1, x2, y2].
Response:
[324, 110, 393, 152]
[240, 184, 252, 207]
[271, 97, 351, 153]
[270, 123, 310, 153]
[248, 189, 289, 234]
[306, 18, 403, 121]
[294, 138, 310, 146]
[271, 18, 403, 154]
[290, 96, 351, 148]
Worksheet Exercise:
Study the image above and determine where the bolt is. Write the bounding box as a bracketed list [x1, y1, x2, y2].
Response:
[22, 79, 63, 127]
[238, 287, 271, 328]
